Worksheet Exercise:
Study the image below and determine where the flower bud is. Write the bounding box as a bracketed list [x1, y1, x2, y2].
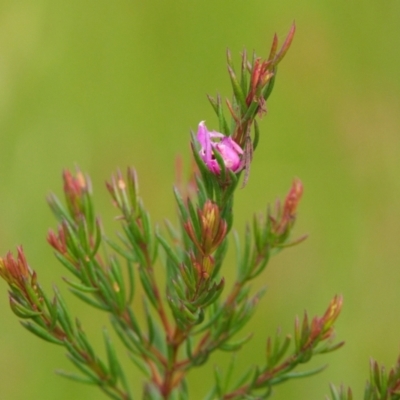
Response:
[47, 224, 68, 255]
[63, 169, 89, 220]
[308, 295, 343, 344]
[199, 200, 227, 255]
[271, 178, 303, 237]
[0, 247, 38, 299]
[184, 200, 227, 257]
[283, 178, 303, 220]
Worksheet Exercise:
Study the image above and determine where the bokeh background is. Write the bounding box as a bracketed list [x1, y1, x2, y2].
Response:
[1, 0, 400, 399]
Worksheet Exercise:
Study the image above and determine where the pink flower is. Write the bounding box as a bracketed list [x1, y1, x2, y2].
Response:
[197, 121, 243, 174]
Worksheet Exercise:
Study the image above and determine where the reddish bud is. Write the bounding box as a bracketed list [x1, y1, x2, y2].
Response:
[283, 178, 303, 220]
[270, 178, 303, 237]
[63, 169, 89, 219]
[47, 224, 68, 255]
[0, 247, 39, 301]
[306, 295, 343, 347]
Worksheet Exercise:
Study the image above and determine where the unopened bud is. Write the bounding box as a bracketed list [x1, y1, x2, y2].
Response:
[63, 169, 90, 219]
[283, 178, 303, 219]
[198, 200, 227, 255]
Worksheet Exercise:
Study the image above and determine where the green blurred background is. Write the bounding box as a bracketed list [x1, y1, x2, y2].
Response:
[1, 0, 400, 398]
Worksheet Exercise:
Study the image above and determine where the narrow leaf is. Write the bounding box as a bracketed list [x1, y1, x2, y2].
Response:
[20, 321, 64, 345]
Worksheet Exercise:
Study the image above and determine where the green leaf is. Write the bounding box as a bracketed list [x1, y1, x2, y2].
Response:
[164, 219, 180, 242]
[104, 236, 137, 262]
[63, 277, 99, 293]
[193, 301, 225, 334]
[41, 291, 58, 329]
[212, 144, 228, 185]
[127, 167, 139, 212]
[272, 333, 291, 367]
[239, 224, 252, 282]
[240, 50, 249, 94]
[203, 387, 217, 400]
[253, 120, 260, 151]
[69, 288, 110, 311]
[20, 320, 64, 345]
[176, 378, 189, 400]
[227, 64, 247, 115]
[167, 297, 186, 329]
[214, 365, 223, 397]
[207, 94, 218, 116]
[156, 232, 181, 270]
[90, 218, 102, 257]
[115, 357, 133, 400]
[143, 298, 155, 345]
[172, 298, 198, 324]
[64, 221, 87, 260]
[103, 329, 119, 386]
[171, 278, 186, 301]
[95, 277, 117, 308]
[54, 252, 80, 279]
[9, 297, 43, 319]
[329, 383, 341, 400]
[83, 182, 95, 235]
[77, 217, 91, 256]
[54, 286, 74, 339]
[316, 339, 345, 355]
[195, 175, 208, 207]
[196, 279, 225, 309]
[56, 369, 96, 384]
[116, 174, 132, 216]
[178, 263, 196, 293]
[173, 187, 189, 221]
[269, 364, 327, 385]
[187, 197, 201, 238]
[248, 366, 261, 392]
[262, 69, 276, 101]
[219, 333, 253, 352]
[144, 382, 164, 400]
[138, 268, 158, 308]
[224, 355, 236, 393]
[75, 320, 96, 360]
[220, 174, 238, 218]
[127, 351, 152, 378]
[210, 238, 228, 281]
[24, 281, 42, 310]
[66, 353, 102, 385]
[191, 349, 209, 367]
[109, 256, 126, 312]
[126, 307, 143, 336]
[122, 225, 148, 267]
[216, 94, 230, 135]
[233, 230, 242, 279]
[139, 203, 153, 245]
[110, 317, 136, 354]
[63, 339, 87, 363]
[100, 385, 124, 400]
[126, 259, 135, 304]
[47, 193, 75, 226]
[232, 365, 256, 391]
[127, 218, 145, 248]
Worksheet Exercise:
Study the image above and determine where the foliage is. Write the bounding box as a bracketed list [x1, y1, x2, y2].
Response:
[0, 23, 384, 399]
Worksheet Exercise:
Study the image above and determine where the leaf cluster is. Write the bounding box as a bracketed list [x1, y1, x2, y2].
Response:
[329, 356, 400, 400]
